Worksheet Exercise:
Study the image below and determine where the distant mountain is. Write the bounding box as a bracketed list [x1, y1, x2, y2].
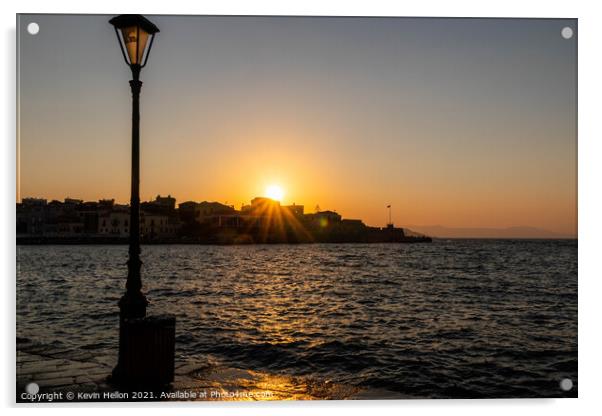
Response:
[403, 225, 575, 239]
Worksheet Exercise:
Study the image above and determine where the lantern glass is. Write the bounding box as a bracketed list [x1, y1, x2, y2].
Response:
[120, 26, 151, 65]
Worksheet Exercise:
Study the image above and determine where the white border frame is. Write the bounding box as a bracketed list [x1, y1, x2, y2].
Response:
[3, 1, 601, 415]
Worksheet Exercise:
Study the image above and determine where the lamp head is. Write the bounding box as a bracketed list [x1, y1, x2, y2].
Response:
[109, 14, 159, 71]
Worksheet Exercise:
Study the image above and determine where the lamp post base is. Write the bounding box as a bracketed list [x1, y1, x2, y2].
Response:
[111, 315, 176, 388]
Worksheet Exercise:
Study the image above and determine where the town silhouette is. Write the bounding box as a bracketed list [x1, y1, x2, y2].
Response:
[17, 195, 431, 244]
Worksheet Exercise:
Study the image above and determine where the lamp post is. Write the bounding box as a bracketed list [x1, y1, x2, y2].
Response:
[110, 15, 174, 387]
[109, 14, 159, 320]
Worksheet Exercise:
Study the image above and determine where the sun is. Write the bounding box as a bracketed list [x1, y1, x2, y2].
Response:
[265, 184, 285, 202]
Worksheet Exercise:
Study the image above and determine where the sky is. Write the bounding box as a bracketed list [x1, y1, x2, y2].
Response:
[17, 15, 577, 236]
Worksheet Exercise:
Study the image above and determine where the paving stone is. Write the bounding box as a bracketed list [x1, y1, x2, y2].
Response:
[74, 376, 97, 384]
[20, 359, 70, 374]
[20, 345, 56, 355]
[36, 377, 76, 387]
[17, 352, 42, 363]
[45, 348, 78, 358]
[70, 350, 96, 358]
[30, 366, 106, 382]
[92, 355, 117, 368]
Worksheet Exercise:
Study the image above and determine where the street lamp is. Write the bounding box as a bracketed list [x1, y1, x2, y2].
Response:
[109, 15, 174, 387]
[109, 14, 159, 320]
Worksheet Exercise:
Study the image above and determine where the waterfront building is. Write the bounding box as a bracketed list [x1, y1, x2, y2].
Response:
[305, 210, 342, 227]
[283, 203, 304, 217]
[152, 194, 176, 210]
[98, 210, 130, 237]
[17, 198, 48, 235]
[140, 212, 178, 238]
[178, 201, 235, 224]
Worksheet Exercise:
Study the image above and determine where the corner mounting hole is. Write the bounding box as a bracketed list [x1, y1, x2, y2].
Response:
[560, 378, 573, 391]
[27, 22, 40, 35]
[561, 27, 573, 39]
[25, 382, 39, 395]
